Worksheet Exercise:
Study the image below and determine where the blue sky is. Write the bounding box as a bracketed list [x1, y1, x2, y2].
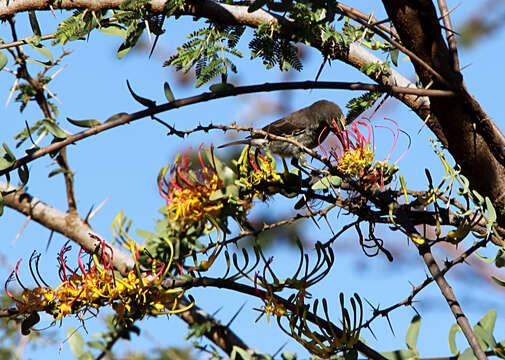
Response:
[1, 1, 505, 358]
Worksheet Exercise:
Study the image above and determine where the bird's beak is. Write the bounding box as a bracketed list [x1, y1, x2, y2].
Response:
[331, 114, 346, 133]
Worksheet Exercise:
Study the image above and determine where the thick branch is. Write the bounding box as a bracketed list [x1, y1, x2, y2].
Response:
[0, 182, 134, 274]
[382, 0, 505, 232]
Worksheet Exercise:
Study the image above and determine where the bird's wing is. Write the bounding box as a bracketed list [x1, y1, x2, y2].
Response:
[261, 113, 303, 137]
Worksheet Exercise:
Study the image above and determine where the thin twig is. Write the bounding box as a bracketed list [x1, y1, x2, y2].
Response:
[0, 80, 454, 178]
[437, 0, 460, 72]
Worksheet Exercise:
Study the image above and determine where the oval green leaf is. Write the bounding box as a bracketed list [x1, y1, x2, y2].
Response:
[164, 82, 175, 102]
[405, 315, 421, 350]
[67, 327, 84, 357]
[99, 24, 127, 38]
[42, 119, 67, 139]
[209, 83, 235, 93]
[67, 118, 101, 128]
[0, 51, 7, 71]
[0, 157, 14, 171]
[18, 164, 29, 184]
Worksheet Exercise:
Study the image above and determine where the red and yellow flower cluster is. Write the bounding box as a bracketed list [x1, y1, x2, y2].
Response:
[6, 235, 191, 333]
[324, 118, 406, 189]
[159, 147, 224, 227]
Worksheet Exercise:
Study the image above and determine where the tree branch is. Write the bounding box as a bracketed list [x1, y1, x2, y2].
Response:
[0, 80, 449, 177]
[419, 245, 486, 360]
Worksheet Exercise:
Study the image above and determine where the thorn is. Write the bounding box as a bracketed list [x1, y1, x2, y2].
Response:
[226, 302, 247, 328]
[366, 324, 377, 340]
[11, 215, 31, 246]
[45, 230, 55, 253]
[384, 313, 395, 336]
[87, 196, 110, 222]
[5, 77, 19, 108]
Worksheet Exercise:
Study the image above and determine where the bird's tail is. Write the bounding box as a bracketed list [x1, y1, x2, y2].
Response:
[217, 139, 251, 148]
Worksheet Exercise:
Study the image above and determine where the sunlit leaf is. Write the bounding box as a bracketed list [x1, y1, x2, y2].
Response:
[0, 51, 7, 71]
[67, 118, 101, 128]
[311, 175, 342, 190]
[478, 310, 497, 334]
[405, 315, 421, 350]
[0, 157, 14, 171]
[448, 323, 461, 355]
[99, 24, 127, 38]
[460, 347, 477, 360]
[42, 119, 67, 139]
[381, 349, 419, 360]
[67, 327, 84, 357]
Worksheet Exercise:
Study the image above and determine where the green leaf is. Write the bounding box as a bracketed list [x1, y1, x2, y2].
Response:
[0, 157, 14, 171]
[311, 175, 342, 190]
[67, 327, 84, 357]
[478, 309, 497, 334]
[25, 59, 53, 67]
[485, 196, 497, 230]
[3, 143, 16, 162]
[78, 352, 94, 360]
[42, 119, 67, 139]
[472, 190, 485, 205]
[105, 112, 128, 122]
[67, 118, 101, 128]
[86, 341, 106, 350]
[135, 228, 158, 242]
[474, 251, 496, 263]
[209, 82, 235, 92]
[28, 11, 42, 37]
[209, 189, 225, 201]
[0, 51, 7, 71]
[27, 42, 53, 63]
[460, 347, 477, 360]
[281, 352, 297, 360]
[495, 249, 505, 268]
[164, 82, 175, 102]
[99, 24, 127, 38]
[448, 323, 461, 355]
[48, 168, 69, 178]
[390, 48, 399, 66]
[474, 324, 496, 350]
[381, 349, 419, 360]
[492, 275, 505, 287]
[117, 21, 144, 59]
[231, 346, 252, 360]
[18, 164, 29, 184]
[126, 80, 156, 108]
[405, 315, 421, 350]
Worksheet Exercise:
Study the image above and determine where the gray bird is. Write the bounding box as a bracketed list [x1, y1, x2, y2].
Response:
[219, 100, 345, 168]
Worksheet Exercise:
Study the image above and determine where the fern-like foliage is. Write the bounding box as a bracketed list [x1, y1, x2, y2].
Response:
[345, 91, 382, 123]
[53, 10, 107, 45]
[164, 25, 244, 87]
[249, 22, 302, 71]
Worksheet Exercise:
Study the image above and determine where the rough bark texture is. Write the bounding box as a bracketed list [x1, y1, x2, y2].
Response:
[383, 0, 505, 231]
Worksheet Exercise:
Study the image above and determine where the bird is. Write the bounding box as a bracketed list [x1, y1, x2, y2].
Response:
[218, 100, 345, 169]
